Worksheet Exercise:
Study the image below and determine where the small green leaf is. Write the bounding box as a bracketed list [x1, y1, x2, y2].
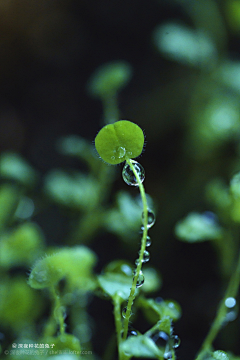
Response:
[120, 334, 163, 359]
[175, 212, 223, 242]
[153, 22, 216, 67]
[0, 184, 20, 231]
[138, 297, 181, 323]
[213, 351, 230, 360]
[97, 272, 135, 301]
[28, 246, 97, 290]
[230, 172, 240, 198]
[42, 334, 81, 352]
[141, 268, 162, 293]
[105, 191, 142, 238]
[95, 120, 144, 165]
[0, 152, 37, 187]
[87, 61, 132, 98]
[44, 170, 100, 209]
[0, 222, 45, 268]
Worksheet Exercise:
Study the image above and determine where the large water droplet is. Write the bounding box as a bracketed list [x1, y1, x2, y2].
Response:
[146, 236, 152, 247]
[133, 270, 145, 288]
[141, 209, 155, 229]
[142, 250, 150, 263]
[151, 331, 169, 347]
[122, 160, 145, 186]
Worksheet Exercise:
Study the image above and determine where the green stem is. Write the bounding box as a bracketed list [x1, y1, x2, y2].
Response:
[51, 286, 65, 335]
[43, 286, 66, 337]
[113, 294, 123, 346]
[122, 158, 149, 340]
[196, 248, 240, 360]
[102, 93, 120, 124]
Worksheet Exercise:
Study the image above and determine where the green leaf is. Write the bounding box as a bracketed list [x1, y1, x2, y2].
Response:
[87, 61, 132, 98]
[0, 152, 37, 187]
[42, 334, 81, 352]
[0, 184, 20, 231]
[95, 120, 144, 165]
[175, 212, 223, 242]
[213, 351, 230, 360]
[120, 334, 163, 359]
[0, 222, 45, 268]
[141, 267, 162, 293]
[44, 170, 100, 210]
[153, 22, 216, 68]
[105, 191, 142, 238]
[138, 297, 181, 323]
[28, 246, 97, 290]
[97, 272, 136, 301]
[230, 172, 240, 198]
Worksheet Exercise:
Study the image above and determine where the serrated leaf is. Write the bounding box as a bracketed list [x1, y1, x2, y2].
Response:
[98, 273, 136, 300]
[120, 334, 163, 359]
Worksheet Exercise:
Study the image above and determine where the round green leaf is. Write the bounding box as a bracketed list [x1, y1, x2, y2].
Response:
[95, 120, 144, 165]
[87, 61, 132, 98]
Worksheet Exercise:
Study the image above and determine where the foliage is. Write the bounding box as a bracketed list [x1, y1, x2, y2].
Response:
[1, 1, 240, 360]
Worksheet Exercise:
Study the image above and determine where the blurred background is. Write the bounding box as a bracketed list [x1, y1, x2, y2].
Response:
[1, 0, 240, 359]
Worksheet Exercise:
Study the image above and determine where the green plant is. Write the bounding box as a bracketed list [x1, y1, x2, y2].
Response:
[1, 58, 240, 360]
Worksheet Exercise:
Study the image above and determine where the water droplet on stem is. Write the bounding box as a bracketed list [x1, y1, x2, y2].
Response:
[133, 270, 145, 288]
[122, 160, 145, 186]
[141, 209, 155, 229]
[146, 236, 152, 247]
[142, 250, 150, 263]
[172, 335, 181, 349]
[225, 297, 238, 322]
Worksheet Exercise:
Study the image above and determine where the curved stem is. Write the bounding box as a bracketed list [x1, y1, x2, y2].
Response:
[122, 158, 149, 340]
[196, 248, 240, 360]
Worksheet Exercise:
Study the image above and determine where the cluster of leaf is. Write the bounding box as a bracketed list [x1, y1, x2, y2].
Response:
[0, 58, 185, 360]
[0, 147, 176, 360]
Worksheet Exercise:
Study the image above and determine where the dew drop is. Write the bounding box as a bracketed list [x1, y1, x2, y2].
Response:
[151, 331, 169, 347]
[133, 270, 145, 288]
[155, 296, 164, 303]
[122, 160, 145, 186]
[141, 209, 155, 229]
[146, 236, 152, 247]
[172, 335, 181, 349]
[135, 259, 141, 266]
[122, 307, 127, 318]
[224, 297, 238, 321]
[122, 306, 132, 319]
[142, 250, 150, 263]
[118, 146, 126, 159]
[225, 297, 236, 308]
[127, 329, 138, 338]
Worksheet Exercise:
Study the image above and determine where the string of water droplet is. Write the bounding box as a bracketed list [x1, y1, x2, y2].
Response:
[121, 158, 155, 340]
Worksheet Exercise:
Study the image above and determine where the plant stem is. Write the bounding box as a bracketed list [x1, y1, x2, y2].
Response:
[113, 294, 123, 346]
[122, 158, 149, 340]
[196, 248, 240, 360]
[102, 93, 120, 124]
[51, 286, 65, 335]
